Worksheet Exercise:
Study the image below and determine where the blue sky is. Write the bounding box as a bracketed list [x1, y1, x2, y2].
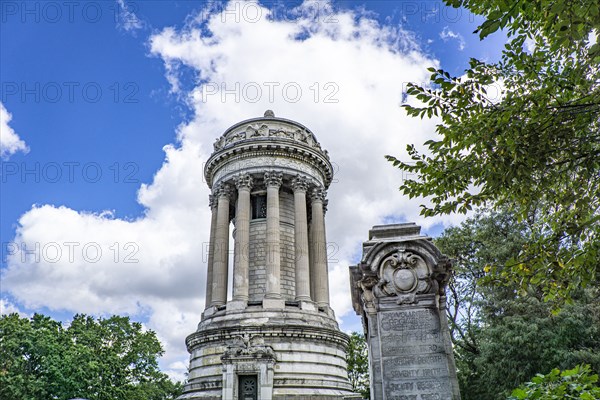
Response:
[1, 0, 505, 380]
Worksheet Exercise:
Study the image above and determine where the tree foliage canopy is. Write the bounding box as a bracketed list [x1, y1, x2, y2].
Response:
[346, 332, 370, 399]
[435, 208, 528, 359]
[387, 0, 600, 303]
[0, 313, 182, 400]
[508, 365, 600, 400]
[435, 209, 600, 400]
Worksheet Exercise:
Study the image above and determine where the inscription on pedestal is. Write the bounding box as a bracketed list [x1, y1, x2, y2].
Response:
[378, 308, 455, 400]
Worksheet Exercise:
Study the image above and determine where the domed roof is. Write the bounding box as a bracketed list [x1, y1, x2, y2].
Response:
[205, 111, 333, 188]
[211, 110, 325, 154]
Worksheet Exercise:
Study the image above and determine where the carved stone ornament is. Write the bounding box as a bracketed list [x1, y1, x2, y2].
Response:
[234, 173, 254, 190]
[375, 250, 433, 299]
[269, 129, 294, 139]
[309, 187, 326, 202]
[211, 113, 326, 153]
[208, 194, 217, 210]
[264, 171, 283, 188]
[216, 183, 234, 199]
[295, 129, 308, 143]
[213, 136, 225, 151]
[258, 124, 269, 136]
[291, 175, 309, 192]
[357, 274, 379, 314]
[226, 131, 246, 145]
[221, 333, 276, 362]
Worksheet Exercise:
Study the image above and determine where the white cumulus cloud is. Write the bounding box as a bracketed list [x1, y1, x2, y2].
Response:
[115, 0, 143, 33]
[0, 298, 29, 317]
[3, 0, 466, 380]
[440, 26, 466, 51]
[0, 102, 29, 159]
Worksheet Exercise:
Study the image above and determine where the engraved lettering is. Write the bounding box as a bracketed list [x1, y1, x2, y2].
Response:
[380, 309, 440, 332]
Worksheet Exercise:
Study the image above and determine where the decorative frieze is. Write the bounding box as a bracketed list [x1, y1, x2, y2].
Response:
[213, 120, 324, 153]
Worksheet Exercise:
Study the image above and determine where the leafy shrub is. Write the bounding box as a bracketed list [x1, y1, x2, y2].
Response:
[508, 365, 600, 400]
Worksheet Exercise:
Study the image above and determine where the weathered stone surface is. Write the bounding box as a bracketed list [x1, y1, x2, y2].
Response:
[248, 194, 297, 302]
[350, 224, 461, 400]
[182, 308, 357, 399]
[377, 305, 455, 400]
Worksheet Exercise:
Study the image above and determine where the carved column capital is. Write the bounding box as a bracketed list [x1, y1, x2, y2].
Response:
[215, 183, 234, 199]
[234, 173, 254, 190]
[309, 187, 326, 202]
[208, 194, 218, 210]
[291, 175, 310, 192]
[264, 171, 283, 188]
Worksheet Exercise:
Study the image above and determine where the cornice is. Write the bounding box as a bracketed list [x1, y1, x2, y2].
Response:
[185, 324, 350, 352]
[204, 140, 333, 187]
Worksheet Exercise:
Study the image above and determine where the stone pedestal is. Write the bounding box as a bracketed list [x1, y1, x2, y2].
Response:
[350, 223, 461, 400]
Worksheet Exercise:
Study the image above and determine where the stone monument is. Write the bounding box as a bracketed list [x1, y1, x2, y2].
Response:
[179, 111, 359, 399]
[349, 223, 461, 400]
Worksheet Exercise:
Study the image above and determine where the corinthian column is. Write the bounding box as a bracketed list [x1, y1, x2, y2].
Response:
[204, 194, 218, 310]
[263, 171, 284, 309]
[310, 187, 330, 309]
[292, 175, 311, 302]
[230, 173, 253, 309]
[211, 183, 232, 307]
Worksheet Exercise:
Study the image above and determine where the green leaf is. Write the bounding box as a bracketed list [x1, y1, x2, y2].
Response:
[480, 20, 501, 39]
[488, 10, 504, 20]
[511, 388, 528, 399]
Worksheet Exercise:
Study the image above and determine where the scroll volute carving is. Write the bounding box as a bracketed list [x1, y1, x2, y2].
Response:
[356, 273, 378, 314]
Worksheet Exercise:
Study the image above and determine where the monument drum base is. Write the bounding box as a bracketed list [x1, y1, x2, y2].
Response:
[179, 307, 361, 400]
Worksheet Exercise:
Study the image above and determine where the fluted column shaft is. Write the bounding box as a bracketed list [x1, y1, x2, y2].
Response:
[205, 195, 218, 309]
[264, 171, 283, 299]
[232, 174, 253, 302]
[308, 220, 316, 300]
[310, 187, 330, 308]
[211, 183, 232, 307]
[292, 176, 311, 301]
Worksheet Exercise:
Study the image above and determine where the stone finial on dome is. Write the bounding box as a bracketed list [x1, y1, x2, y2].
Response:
[264, 110, 275, 117]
